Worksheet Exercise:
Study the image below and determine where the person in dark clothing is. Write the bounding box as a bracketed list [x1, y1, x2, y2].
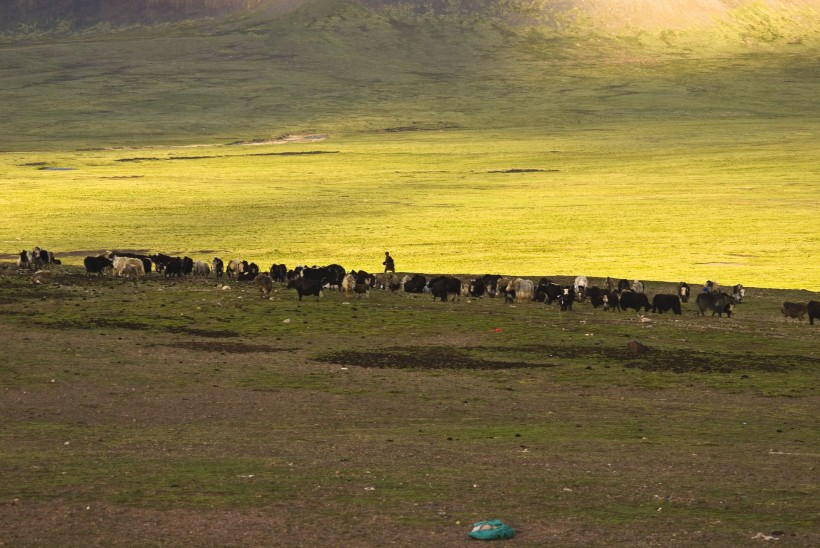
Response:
[383, 251, 395, 273]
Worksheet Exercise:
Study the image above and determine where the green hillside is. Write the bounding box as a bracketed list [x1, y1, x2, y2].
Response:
[1, 0, 819, 150]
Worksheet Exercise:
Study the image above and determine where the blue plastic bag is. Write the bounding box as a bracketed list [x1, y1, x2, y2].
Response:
[468, 519, 515, 540]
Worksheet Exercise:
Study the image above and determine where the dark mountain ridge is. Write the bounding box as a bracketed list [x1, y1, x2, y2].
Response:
[0, 0, 271, 30]
[4, 0, 819, 32]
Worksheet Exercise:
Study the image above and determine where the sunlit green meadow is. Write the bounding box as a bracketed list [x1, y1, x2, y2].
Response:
[1, 0, 819, 289]
[2, 120, 818, 289]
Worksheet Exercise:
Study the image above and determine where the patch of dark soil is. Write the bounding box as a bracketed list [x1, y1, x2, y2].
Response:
[115, 156, 163, 162]
[379, 123, 459, 133]
[316, 344, 815, 373]
[93, 319, 150, 330]
[314, 346, 559, 370]
[477, 344, 815, 374]
[488, 168, 559, 173]
[19, 161, 47, 166]
[116, 151, 337, 162]
[39, 249, 110, 258]
[382, 126, 420, 133]
[109, 249, 152, 256]
[165, 341, 299, 353]
[618, 353, 810, 374]
[164, 326, 240, 338]
[35, 318, 151, 330]
[249, 151, 337, 157]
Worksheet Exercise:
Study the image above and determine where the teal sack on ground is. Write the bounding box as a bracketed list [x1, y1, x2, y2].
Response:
[468, 519, 515, 540]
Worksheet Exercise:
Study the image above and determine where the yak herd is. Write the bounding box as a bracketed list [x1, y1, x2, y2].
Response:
[14, 247, 820, 325]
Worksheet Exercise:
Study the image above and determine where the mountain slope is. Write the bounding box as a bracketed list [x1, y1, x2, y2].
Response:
[0, 0, 818, 150]
[3, 0, 819, 32]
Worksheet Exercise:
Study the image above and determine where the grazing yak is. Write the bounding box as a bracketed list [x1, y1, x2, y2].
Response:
[651, 294, 682, 315]
[732, 284, 746, 304]
[256, 275, 274, 299]
[479, 275, 504, 298]
[352, 270, 375, 288]
[428, 276, 461, 302]
[506, 278, 534, 304]
[603, 290, 620, 311]
[677, 282, 691, 303]
[587, 286, 614, 309]
[110, 252, 149, 274]
[535, 278, 562, 305]
[149, 253, 173, 274]
[341, 273, 356, 297]
[122, 263, 141, 280]
[402, 274, 427, 293]
[619, 290, 650, 312]
[31, 247, 51, 269]
[495, 277, 513, 302]
[164, 257, 183, 277]
[574, 276, 589, 302]
[287, 277, 323, 301]
[269, 263, 287, 283]
[808, 300, 819, 325]
[468, 278, 487, 298]
[373, 273, 400, 292]
[385, 273, 402, 292]
[84, 255, 114, 276]
[696, 292, 735, 317]
[354, 283, 370, 298]
[558, 286, 576, 311]
[181, 257, 194, 276]
[307, 264, 346, 290]
[17, 250, 33, 270]
[226, 259, 244, 279]
[375, 272, 389, 289]
[112, 256, 145, 278]
[237, 262, 260, 281]
[212, 257, 225, 278]
[781, 302, 808, 321]
[192, 260, 211, 276]
[325, 264, 346, 290]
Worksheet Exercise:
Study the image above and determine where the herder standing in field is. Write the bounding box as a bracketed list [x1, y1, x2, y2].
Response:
[383, 251, 395, 273]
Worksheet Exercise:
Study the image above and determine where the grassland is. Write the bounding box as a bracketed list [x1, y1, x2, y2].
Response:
[0, 266, 817, 545]
[0, 2, 819, 544]
[2, 123, 819, 289]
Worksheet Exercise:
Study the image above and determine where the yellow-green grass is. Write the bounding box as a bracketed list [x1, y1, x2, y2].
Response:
[1, 2, 819, 289]
[2, 121, 818, 289]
